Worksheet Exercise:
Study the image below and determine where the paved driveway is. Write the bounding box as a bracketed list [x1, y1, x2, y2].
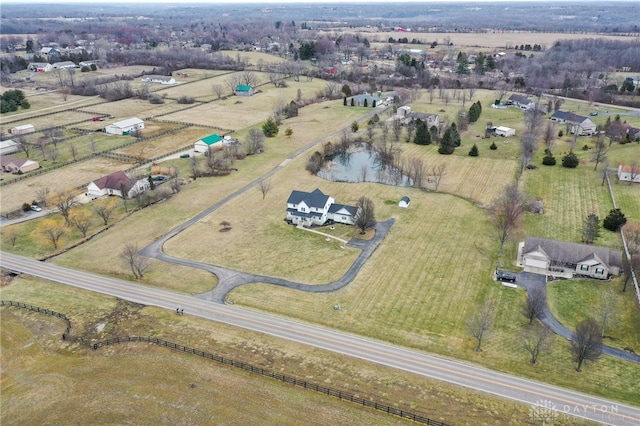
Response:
[516, 272, 640, 364]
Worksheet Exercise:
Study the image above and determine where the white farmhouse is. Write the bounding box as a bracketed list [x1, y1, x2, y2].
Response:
[286, 188, 360, 227]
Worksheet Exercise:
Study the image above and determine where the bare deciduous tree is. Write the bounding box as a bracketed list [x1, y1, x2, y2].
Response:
[93, 198, 117, 225]
[430, 163, 446, 192]
[490, 182, 527, 256]
[354, 196, 376, 234]
[212, 83, 224, 100]
[522, 323, 554, 365]
[467, 298, 494, 352]
[247, 128, 265, 155]
[258, 179, 271, 200]
[49, 189, 78, 225]
[408, 158, 426, 188]
[2, 227, 19, 246]
[38, 218, 66, 249]
[596, 287, 618, 338]
[69, 143, 77, 161]
[522, 286, 546, 325]
[69, 209, 92, 238]
[570, 318, 603, 372]
[120, 243, 150, 279]
[543, 121, 556, 153]
[35, 187, 51, 207]
[591, 134, 607, 171]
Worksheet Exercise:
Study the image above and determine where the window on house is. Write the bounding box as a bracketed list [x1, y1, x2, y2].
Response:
[595, 268, 605, 275]
[580, 265, 589, 271]
[300, 207, 305, 212]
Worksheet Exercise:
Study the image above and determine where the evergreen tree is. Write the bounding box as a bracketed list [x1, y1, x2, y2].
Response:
[343, 97, 347, 106]
[350, 98, 355, 107]
[438, 128, 455, 154]
[582, 213, 600, 244]
[469, 144, 479, 156]
[469, 103, 479, 123]
[450, 123, 461, 147]
[429, 125, 439, 143]
[562, 151, 579, 168]
[490, 142, 498, 150]
[262, 118, 279, 137]
[413, 120, 431, 145]
[363, 98, 368, 107]
[603, 208, 627, 232]
[456, 52, 470, 74]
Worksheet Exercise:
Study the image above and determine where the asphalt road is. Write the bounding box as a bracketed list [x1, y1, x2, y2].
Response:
[2, 252, 639, 426]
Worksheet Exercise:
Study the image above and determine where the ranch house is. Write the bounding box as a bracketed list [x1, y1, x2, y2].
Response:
[507, 94, 535, 110]
[27, 62, 52, 72]
[87, 170, 150, 199]
[549, 111, 597, 136]
[346, 93, 379, 107]
[105, 117, 145, 136]
[517, 236, 622, 280]
[396, 106, 439, 128]
[0, 156, 40, 174]
[286, 188, 360, 227]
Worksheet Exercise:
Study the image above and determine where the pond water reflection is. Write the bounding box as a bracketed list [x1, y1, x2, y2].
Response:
[317, 145, 413, 186]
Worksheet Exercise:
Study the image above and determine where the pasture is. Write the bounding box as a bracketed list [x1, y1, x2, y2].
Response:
[0, 277, 560, 425]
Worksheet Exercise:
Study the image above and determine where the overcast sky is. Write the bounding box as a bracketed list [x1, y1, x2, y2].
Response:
[2, 0, 594, 4]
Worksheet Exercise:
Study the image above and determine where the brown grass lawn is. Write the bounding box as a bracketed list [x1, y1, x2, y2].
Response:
[160, 78, 335, 131]
[0, 277, 590, 426]
[348, 30, 634, 49]
[0, 156, 130, 213]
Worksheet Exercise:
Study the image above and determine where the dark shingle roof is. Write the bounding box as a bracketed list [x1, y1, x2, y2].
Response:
[328, 203, 358, 216]
[92, 170, 133, 192]
[523, 236, 622, 269]
[287, 188, 330, 209]
[508, 94, 533, 105]
[550, 110, 587, 124]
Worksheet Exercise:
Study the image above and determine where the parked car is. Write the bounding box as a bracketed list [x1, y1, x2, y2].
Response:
[496, 270, 516, 282]
[92, 116, 105, 121]
[589, 112, 598, 116]
[30, 205, 42, 212]
[179, 153, 190, 158]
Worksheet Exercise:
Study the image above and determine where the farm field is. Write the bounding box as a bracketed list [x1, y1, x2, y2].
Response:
[2, 71, 639, 414]
[2, 277, 575, 425]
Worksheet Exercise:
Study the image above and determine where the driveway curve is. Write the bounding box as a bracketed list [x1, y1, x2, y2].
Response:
[140, 106, 394, 303]
[516, 272, 640, 365]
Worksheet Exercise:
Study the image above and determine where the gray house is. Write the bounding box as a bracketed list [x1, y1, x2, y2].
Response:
[518, 236, 622, 279]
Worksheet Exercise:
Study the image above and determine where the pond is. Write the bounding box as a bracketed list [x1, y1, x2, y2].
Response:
[317, 144, 413, 186]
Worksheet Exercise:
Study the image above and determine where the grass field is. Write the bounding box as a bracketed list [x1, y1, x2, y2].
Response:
[0, 277, 592, 426]
[2, 72, 639, 419]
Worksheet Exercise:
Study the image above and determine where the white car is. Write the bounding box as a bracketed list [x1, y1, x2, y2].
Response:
[30, 205, 42, 212]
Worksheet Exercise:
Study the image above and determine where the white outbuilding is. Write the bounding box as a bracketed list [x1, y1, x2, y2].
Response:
[495, 126, 516, 137]
[398, 196, 411, 208]
[105, 117, 145, 136]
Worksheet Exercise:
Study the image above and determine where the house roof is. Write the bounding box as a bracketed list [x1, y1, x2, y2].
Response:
[197, 134, 223, 146]
[508, 94, 533, 105]
[12, 124, 35, 131]
[619, 164, 640, 173]
[235, 85, 252, 91]
[142, 75, 174, 82]
[0, 156, 38, 168]
[0, 140, 18, 149]
[523, 236, 622, 269]
[91, 170, 134, 192]
[287, 188, 330, 209]
[54, 61, 77, 67]
[109, 117, 143, 129]
[400, 196, 410, 203]
[550, 110, 587, 124]
[495, 126, 514, 132]
[328, 203, 358, 216]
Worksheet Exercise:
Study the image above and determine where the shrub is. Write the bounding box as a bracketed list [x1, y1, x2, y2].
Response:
[542, 155, 556, 166]
[603, 208, 627, 232]
[561, 151, 579, 168]
[177, 95, 195, 104]
[558, 130, 564, 137]
[148, 94, 164, 104]
[22, 203, 31, 212]
[351, 121, 359, 132]
[489, 142, 497, 150]
[582, 144, 589, 151]
[468, 144, 479, 156]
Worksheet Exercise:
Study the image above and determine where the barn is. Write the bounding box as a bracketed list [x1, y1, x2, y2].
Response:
[194, 134, 224, 153]
[9, 124, 35, 135]
[105, 117, 144, 136]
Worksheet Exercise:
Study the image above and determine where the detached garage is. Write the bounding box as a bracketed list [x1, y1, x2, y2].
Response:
[105, 117, 144, 136]
[495, 126, 516, 137]
[194, 134, 223, 153]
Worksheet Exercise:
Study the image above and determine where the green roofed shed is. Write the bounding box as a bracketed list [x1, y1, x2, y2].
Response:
[194, 134, 223, 152]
